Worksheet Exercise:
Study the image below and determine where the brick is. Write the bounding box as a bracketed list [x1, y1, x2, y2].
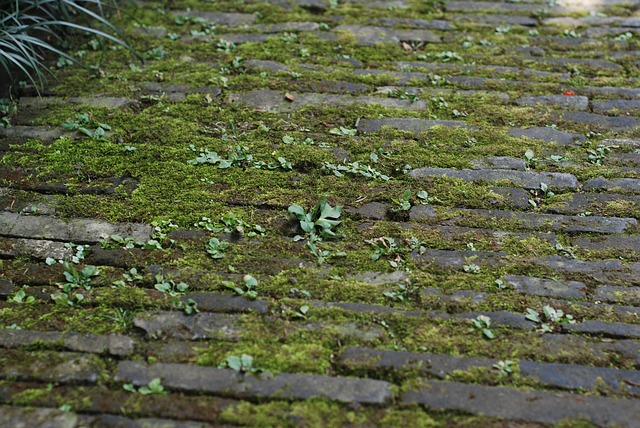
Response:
[0, 406, 78, 428]
[592, 99, 640, 115]
[378, 18, 452, 31]
[133, 311, 244, 341]
[519, 360, 640, 394]
[585, 177, 640, 193]
[333, 25, 440, 45]
[349, 271, 408, 285]
[0, 126, 64, 139]
[0, 330, 135, 356]
[531, 256, 640, 286]
[508, 126, 585, 145]
[0, 238, 70, 260]
[515, 95, 589, 111]
[407, 168, 578, 190]
[594, 285, 640, 305]
[358, 118, 471, 134]
[228, 90, 428, 112]
[563, 320, 640, 339]
[182, 293, 269, 314]
[469, 157, 526, 171]
[115, 361, 394, 404]
[0, 211, 152, 243]
[450, 13, 537, 26]
[402, 380, 640, 426]
[0, 349, 103, 384]
[563, 111, 640, 130]
[458, 311, 535, 330]
[340, 347, 496, 378]
[173, 11, 256, 25]
[573, 235, 640, 253]
[504, 275, 586, 299]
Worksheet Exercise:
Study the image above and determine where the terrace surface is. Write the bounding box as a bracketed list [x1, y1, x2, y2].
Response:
[1, 0, 640, 426]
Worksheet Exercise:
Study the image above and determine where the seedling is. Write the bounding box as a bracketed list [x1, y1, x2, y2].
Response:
[218, 354, 260, 373]
[154, 274, 188, 297]
[196, 213, 265, 237]
[323, 161, 389, 181]
[528, 182, 554, 208]
[555, 243, 576, 259]
[206, 237, 230, 259]
[390, 88, 420, 103]
[289, 304, 310, 319]
[524, 150, 538, 170]
[392, 189, 412, 211]
[493, 360, 515, 378]
[463, 262, 480, 274]
[61, 113, 111, 140]
[223, 275, 258, 299]
[329, 126, 357, 136]
[100, 234, 162, 250]
[188, 145, 253, 168]
[58, 262, 99, 292]
[586, 144, 614, 165]
[525, 305, 575, 333]
[123, 378, 166, 395]
[469, 315, 495, 339]
[8, 288, 35, 303]
[0, 98, 17, 128]
[383, 282, 417, 302]
[288, 199, 342, 240]
[113, 268, 143, 287]
[494, 279, 509, 290]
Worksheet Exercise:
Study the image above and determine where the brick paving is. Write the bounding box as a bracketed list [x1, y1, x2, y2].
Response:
[1, 0, 640, 426]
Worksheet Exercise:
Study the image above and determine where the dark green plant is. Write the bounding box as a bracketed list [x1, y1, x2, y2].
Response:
[0, 0, 137, 91]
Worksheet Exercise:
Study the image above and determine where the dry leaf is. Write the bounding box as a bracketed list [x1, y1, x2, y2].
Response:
[285, 93, 295, 102]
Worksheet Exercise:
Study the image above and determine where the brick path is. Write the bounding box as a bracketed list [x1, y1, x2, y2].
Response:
[1, 0, 640, 426]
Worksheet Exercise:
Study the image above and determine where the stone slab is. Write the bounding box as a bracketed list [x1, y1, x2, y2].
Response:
[0, 330, 135, 356]
[133, 311, 243, 341]
[407, 168, 578, 190]
[173, 11, 256, 25]
[0, 406, 78, 428]
[519, 360, 640, 394]
[0, 238, 70, 260]
[593, 286, 640, 306]
[562, 320, 640, 339]
[504, 275, 586, 299]
[115, 361, 394, 404]
[585, 177, 640, 193]
[515, 95, 589, 111]
[592, 100, 640, 116]
[183, 293, 268, 314]
[0, 212, 152, 243]
[0, 350, 103, 384]
[508, 127, 585, 145]
[469, 157, 526, 171]
[228, 90, 427, 112]
[402, 380, 640, 426]
[333, 25, 440, 45]
[358, 118, 471, 134]
[563, 111, 640, 130]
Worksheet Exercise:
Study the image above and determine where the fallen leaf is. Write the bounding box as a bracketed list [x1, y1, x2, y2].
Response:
[563, 91, 575, 96]
[285, 93, 295, 102]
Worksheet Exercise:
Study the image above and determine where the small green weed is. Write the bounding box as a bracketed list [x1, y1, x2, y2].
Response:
[469, 315, 495, 339]
[206, 237, 230, 259]
[525, 305, 576, 333]
[123, 378, 167, 395]
[61, 113, 111, 140]
[223, 274, 259, 299]
[218, 354, 261, 373]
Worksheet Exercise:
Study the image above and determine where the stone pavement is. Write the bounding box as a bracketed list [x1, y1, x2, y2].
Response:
[1, 0, 640, 426]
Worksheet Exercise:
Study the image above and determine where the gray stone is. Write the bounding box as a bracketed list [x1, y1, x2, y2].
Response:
[488, 187, 532, 209]
[407, 168, 578, 190]
[333, 25, 440, 45]
[183, 293, 268, 314]
[408, 205, 436, 221]
[115, 361, 394, 404]
[377, 18, 452, 31]
[0, 238, 70, 260]
[469, 157, 526, 171]
[563, 320, 640, 339]
[450, 13, 537, 26]
[563, 111, 640, 130]
[585, 177, 640, 193]
[594, 286, 640, 305]
[601, 139, 640, 148]
[19, 96, 138, 110]
[412, 249, 508, 270]
[402, 380, 640, 426]
[301, 322, 385, 342]
[173, 11, 256, 25]
[459, 311, 535, 330]
[575, 86, 640, 100]
[0, 330, 135, 356]
[0, 406, 78, 428]
[592, 100, 640, 115]
[358, 118, 471, 134]
[445, 1, 540, 12]
[524, 57, 622, 73]
[547, 192, 640, 216]
[605, 153, 640, 168]
[531, 256, 640, 286]
[515, 95, 588, 111]
[254, 22, 320, 33]
[0, 350, 103, 383]
[573, 235, 640, 253]
[508, 127, 585, 145]
[245, 59, 290, 72]
[354, 202, 388, 220]
[133, 311, 243, 340]
[305, 81, 370, 95]
[349, 271, 408, 285]
[340, 347, 496, 379]
[0, 126, 65, 140]
[504, 275, 586, 299]
[0, 211, 152, 243]
[228, 90, 427, 112]
[0, 279, 14, 297]
[313, 301, 424, 317]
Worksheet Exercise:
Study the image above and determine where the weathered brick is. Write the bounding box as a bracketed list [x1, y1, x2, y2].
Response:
[563, 111, 640, 130]
[594, 285, 640, 305]
[515, 95, 589, 111]
[358, 118, 471, 134]
[0, 330, 135, 356]
[182, 293, 269, 314]
[115, 361, 394, 404]
[469, 157, 526, 170]
[562, 320, 640, 339]
[585, 177, 640, 193]
[133, 311, 244, 341]
[407, 168, 578, 190]
[0, 406, 78, 428]
[173, 11, 256, 25]
[402, 380, 640, 426]
[504, 275, 586, 299]
[0, 350, 103, 384]
[508, 126, 585, 145]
